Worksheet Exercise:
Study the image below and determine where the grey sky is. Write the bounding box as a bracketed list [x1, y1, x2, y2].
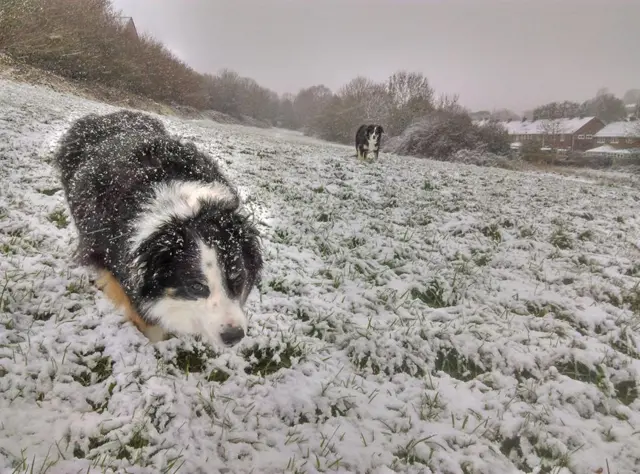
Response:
[111, 0, 639, 113]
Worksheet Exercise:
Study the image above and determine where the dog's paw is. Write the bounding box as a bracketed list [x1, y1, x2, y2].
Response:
[143, 325, 167, 343]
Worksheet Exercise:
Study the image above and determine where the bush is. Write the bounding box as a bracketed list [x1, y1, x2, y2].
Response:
[0, 0, 285, 124]
[0, 0, 203, 107]
[385, 110, 510, 159]
[473, 121, 511, 155]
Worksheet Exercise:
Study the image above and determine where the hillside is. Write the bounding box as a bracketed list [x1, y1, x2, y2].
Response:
[0, 54, 271, 129]
[1, 79, 640, 474]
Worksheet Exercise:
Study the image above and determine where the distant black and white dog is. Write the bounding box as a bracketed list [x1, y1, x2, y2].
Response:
[355, 124, 384, 160]
[54, 110, 263, 347]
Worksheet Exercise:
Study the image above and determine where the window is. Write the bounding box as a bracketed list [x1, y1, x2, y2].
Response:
[626, 138, 633, 144]
[578, 134, 585, 139]
[611, 138, 619, 144]
[586, 134, 593, 139]
[559, 134, 565, 142]
[597, 138, 605, 144]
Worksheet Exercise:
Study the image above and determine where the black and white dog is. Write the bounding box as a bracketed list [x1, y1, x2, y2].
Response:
[355, 124, 384, 160]
[54, 110, 263, 347]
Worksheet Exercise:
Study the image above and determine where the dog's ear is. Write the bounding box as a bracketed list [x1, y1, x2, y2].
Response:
[378, 126, 384, 134]
[239, 218, 263, 302]
[211, 209, 263, 303]
[136, 228, 186, 274]
[223, 211, 263, 280]
[133, 226, 193, 297]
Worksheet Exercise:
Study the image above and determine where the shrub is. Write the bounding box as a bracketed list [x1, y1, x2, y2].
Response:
[0, 0, 203, 107]
[0, 0, 284, 124]
[385, 110, 510, 159]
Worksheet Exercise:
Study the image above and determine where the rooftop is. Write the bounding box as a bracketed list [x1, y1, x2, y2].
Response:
[499, 116, 598, 135]
[585, 144, 640, 155]
[594, 121, 640, 138]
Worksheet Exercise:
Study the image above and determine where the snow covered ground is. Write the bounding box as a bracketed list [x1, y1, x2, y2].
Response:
[1, 79, 640, 474]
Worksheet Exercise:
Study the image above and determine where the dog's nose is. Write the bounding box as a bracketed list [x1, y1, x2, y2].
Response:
[220, 326, 245, 346]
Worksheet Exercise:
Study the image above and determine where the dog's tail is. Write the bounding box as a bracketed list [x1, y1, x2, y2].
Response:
[54, 111, 167, 184]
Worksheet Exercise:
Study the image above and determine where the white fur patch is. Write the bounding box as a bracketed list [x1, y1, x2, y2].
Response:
[142, 243, 247, 347]
[143, 325, 167, 343]
[367, 133, 379, 154]
[130, 180, 235, 252]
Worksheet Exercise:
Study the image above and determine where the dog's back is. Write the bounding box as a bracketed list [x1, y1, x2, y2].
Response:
[355, 124, 368, 149]
[54, 110, 167, 188]
[53, 110, 235, 268]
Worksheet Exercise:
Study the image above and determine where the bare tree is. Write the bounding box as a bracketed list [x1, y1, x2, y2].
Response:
[387, 71, 433, 107]
[277, 93, 297, 129]
[623, 89, 640, 105]
[581, 92, 627, 123]
[538, 119, 564, 149]
[339, 76, 378, 102]
[337, 77, 391, 139]
[312, 95, 347, 142]
[533, 101, 581, 120]
[386, 71, 434, 135]
[435, 93, 465, 113]
[490, 108, 520, 121]
[293, 85, 333, 130]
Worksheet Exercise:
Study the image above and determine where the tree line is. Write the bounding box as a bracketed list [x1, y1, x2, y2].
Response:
[528, 88, 638, 123]
[0, 0, 282, 124]
[1, 0, 512, 159]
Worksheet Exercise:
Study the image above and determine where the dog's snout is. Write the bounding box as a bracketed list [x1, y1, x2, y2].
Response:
[220, 325, 245, 346]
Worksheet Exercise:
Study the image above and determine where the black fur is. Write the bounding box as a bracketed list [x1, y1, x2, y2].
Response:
[54, 110, 263, 322]
[355, 124, 384, 160]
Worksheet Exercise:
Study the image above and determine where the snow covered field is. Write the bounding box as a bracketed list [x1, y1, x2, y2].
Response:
[1, 79, 640, 474]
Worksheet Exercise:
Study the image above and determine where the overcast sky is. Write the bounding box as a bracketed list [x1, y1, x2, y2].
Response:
[111, 0, 639, 113]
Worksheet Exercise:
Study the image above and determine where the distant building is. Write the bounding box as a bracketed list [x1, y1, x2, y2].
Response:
[625, 103, 639, 119]
[593, 121, 640, 149]
[116, 16, 139, 41]
[584, 145, 640, 159]
[471, 118, 494, 127]
[498, 116, 605, 152]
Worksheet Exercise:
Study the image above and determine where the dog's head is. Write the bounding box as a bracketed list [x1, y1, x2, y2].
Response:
[132, 198, 262, 348]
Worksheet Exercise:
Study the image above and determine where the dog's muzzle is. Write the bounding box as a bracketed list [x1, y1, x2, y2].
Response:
[220, 325, 245, 346]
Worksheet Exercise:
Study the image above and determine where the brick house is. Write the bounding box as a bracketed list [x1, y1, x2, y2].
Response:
[116, 16, 139, 41]
[593, 121, 640, 149]
[500, 116, 605, 152]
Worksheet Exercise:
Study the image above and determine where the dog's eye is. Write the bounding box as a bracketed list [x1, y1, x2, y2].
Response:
[190, 282, 208, 294]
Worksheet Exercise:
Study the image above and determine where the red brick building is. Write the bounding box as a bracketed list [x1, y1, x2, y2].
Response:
[593, 121, 640, 149]
[500, 116, 605, 152]
[117, 17, 139, 41]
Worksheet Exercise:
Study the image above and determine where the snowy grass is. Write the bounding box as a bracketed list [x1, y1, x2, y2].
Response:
[1, 79, 640, 473]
